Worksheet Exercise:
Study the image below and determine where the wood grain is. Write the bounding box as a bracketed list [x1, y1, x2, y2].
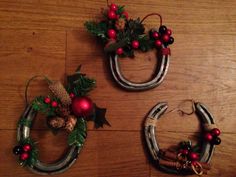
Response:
[0, 0, 236, 176]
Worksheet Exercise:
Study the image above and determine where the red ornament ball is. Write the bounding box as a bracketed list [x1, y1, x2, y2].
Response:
[189, 152, 199, 161]
[51, 101, 58, 107]
[107, 10, 117, 20]
[72, 96, 94, 117]
[107, 29, 116, 39]
[44, 97, 51, 104]
[23, 144, 32, 152]
[122, 11, 128, 19]
[162, 34, 170, 43]
[20, 152, 29, 161]
[182, 149, 189, 155]
[132, 40, 139, 49]
[116, 48, 124, 55]
[204, 132, 213, 142]
[166, 29, 172, 36]
[152, 31, 160, 39]
[69, 93, 75, 99]
[155, 40, 162, 47]
[110, 3, 118, 11]
[211, 128, 221, 137]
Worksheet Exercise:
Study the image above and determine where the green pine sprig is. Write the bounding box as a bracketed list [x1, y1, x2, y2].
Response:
[18, 117, 32, 128]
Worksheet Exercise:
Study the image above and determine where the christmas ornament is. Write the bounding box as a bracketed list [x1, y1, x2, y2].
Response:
[144, 100, 221, 175]
[14, 65, 110, 175]
[85, 2, 174, 91]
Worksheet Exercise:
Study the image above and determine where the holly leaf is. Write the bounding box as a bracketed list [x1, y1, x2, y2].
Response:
[93, 104, 111, 128]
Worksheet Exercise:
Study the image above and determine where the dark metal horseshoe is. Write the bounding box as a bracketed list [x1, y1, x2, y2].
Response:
[144, 102, 215, 174]
[17, 104, 85, 175]
[109, 45, 170, 91]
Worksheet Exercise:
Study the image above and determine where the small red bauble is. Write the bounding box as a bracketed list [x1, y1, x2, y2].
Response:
[155, 40, 162, 47]
[107, 10, 117, 20]
[20, 152, 29, 161]
[51, 101, 58, 107]
[116, 48, 124, 55]
[152, 31, 160, 39]
[72, 96, 94, 117]
[166, 29, 172, 36]
[110, 3, 118, 11]
[44, 97, 51, 104]
[122, 11, 128, 19]
[204, 132, 213, 142]
[107, 29, 116, 39]
[132, 40, 139, 49]
[211, 128, 221, 137]
[182, 149, 189, 155]
[189, 152, 199, 161]
[162, 34, 170, 43]
[23, 144, 31, 152]
[69, 93, 75, 99]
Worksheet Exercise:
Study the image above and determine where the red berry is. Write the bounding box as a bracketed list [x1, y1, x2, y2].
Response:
[107, 29, 116, 39]
[182, 149, 189, 155]
[116, 48, 123, 55]
[155, 40, 162, 47]
[204, 132, 213, 142]
[166, 29, 172, 36]
[51, 101, 58, 107]
[211, 128, 221, 137]
[122, 11, 128, 19]
[189, 152, 199, 161]
[20, 152, 29, 161]
[107, 10, 117, 20]
[69, 93, 75, 99]
[44, 97, 51, 104]
[110, 3, 118, 11]
[152, 31, 160, 39]
[132, 40, 139, 49]
[23, 144, 31, 152]
[162, 34, 170, 43]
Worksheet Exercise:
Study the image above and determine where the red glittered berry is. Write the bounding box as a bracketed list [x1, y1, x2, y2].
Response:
[155, 40, 162, 47]
[116, 48, 123, 55]
[132, 40, 139, 49]
[166, 29, 172, 36]
[182, 149, 189, 155]
[51, 101, 58, 107]
[110, 3, 118, 11]
[122, 11, 128, 19]
[189, 152, 199, 161]
[20, 152, 29, 161]
[44, 97, 51, 104]
[211, 128, 221, 137]
[107, 29, 116, 39]
[152, 31, 160, 39]
[69, 93, 75, 99]
[23, 144, 31, 152]
[107, 10, 117, 20]
[204, 132, 213, 142]
[162, 34, 170, 43]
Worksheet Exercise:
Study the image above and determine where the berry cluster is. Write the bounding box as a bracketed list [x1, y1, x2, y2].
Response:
[150, 25, 174, 48]
[44, 97, 58, 108]
[204, 128, 221, 145]
[178, 141, 199, 165]
[13, 144, 32, 161]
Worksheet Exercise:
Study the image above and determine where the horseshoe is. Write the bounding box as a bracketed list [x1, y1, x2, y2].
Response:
[17, 104, 86, 175]
[144, 102, 216, 175]
[109, 46, 170, 91]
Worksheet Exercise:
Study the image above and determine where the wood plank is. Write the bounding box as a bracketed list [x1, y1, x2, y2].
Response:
[0, 29, 65, 129]
[0, 0, 236, 34]
[66, 30, 236, 132]
[0, 130, 149, 177]
[150, 132, 236, 177]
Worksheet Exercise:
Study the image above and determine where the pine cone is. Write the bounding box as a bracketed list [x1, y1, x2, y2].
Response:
[64, 115, 77, 132]
[57, 105, 71, 117]
[115, 18, 126, 31]
[48, 116, 66, 129]
[49, 81, 71, 106]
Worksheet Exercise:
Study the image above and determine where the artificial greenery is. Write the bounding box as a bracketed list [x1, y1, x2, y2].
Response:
[18, 117, 32, 128]
[19, 138, 38, 167]
[68, 118, 87, 147]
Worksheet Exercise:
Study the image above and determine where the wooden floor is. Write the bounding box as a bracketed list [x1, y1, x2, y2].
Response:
[0, 0, 236, 176]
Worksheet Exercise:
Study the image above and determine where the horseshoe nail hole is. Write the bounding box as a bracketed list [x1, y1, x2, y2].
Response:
[119, 49, 159, 83]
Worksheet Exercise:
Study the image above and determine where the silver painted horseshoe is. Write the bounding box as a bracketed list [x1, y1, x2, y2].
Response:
[109, 46, 170, 91]
[144, 102, 215, 174]
[17, 105, 85, 175]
